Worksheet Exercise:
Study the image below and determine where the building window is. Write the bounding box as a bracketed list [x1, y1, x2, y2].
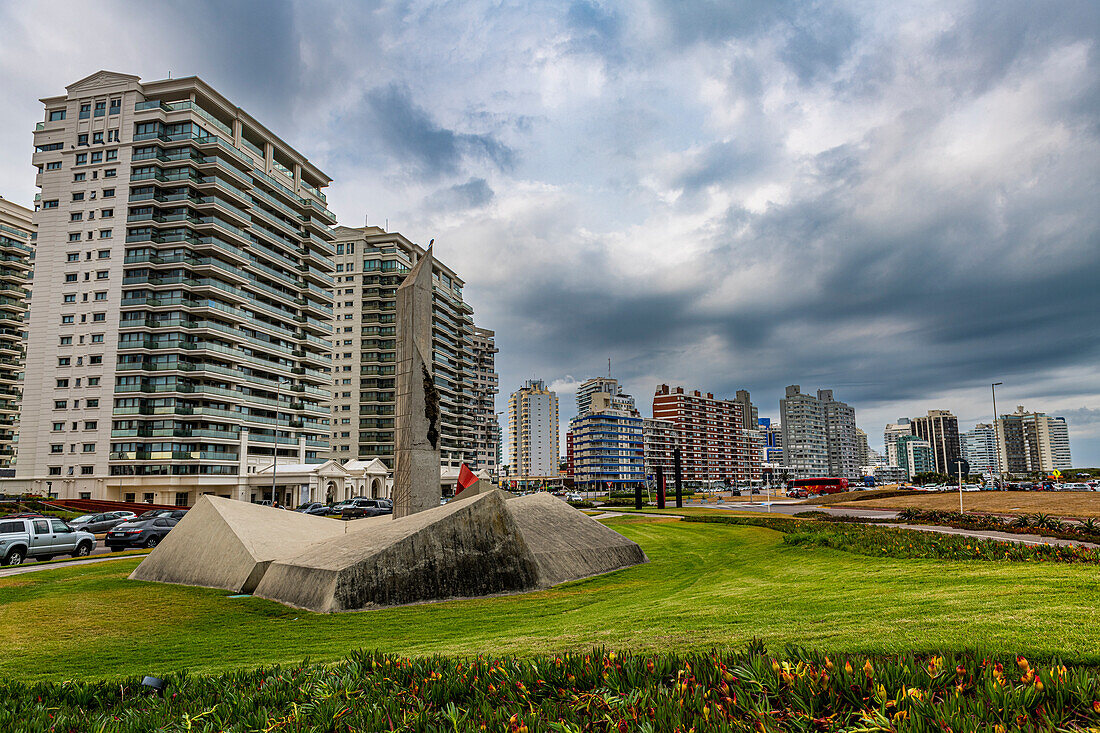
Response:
[89, 355, 103, 365]
[84, 421, 97, 430]
[109, 98, 120, 115]
[42, 199, 59, 209]
[79, 104, 91, 119]
[75, 153, 87, 165]
[70, 212, 82, 222]
[59, 336, 72, 345]
[54, 401, 67, 410]
[81, 466, 94, 475]
[99, 230, 112, 239]
[83, 443, 96, 453]
[90, 151, 102, 164]
[61, 315, 74, 324]
[94, 291, 106, 301]
[46, 161, 62, 170]
[94, 101, 106, 117]
[58, 357, 71, 367]
[96, 271, 108, 279]
[86, 398, 99, 407]
[88, 377, 100, 386]
[92, 313, 106, 322]
[175, 492, 189, 507]
[106, 149, 117, 162]
[56, 379, 69, 388]
[73, 173, 85, 182]
[103, 168, 116, 178]
[102, 188, 114, 198]
[68, 233, 81, 242]
[100, 208, 113, 219]
[48, 466, 62, 476]
[49, 109, 66, 121]
[107, 129, 119, 142]
[93, 132, 103, 145]
[50, 444, 64, 453]
[72, 192, 85, 202]
[91, 334, 104, 343]
[52, 422, 64, 432]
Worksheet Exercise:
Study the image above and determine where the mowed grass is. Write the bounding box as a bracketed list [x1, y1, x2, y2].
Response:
[833, 491, 1100, 517]
[3, 517, 1099, 683]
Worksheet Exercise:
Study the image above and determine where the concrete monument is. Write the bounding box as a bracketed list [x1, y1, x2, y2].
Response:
[392, 245, 441, 518]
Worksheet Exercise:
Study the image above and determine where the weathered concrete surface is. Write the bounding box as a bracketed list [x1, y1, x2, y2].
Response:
[254, 490, 647, 612]
[393, 246, 441, 518]
[504, 492, 649, 586]
[129, 496, 347, 592]
[254, 491, 538, 612]
[453, 481, 515, 500]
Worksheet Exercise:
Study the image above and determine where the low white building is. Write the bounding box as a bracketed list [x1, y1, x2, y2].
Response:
[252, 458, 391, 506]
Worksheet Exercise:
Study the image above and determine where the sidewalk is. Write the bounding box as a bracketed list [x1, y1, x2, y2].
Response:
[0, 552, 149, 578]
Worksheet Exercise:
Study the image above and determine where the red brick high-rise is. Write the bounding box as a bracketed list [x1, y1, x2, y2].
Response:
[651, 385, 761, 484]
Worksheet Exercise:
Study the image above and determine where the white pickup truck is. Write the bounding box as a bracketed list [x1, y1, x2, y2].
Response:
[0, 516, 96, 566]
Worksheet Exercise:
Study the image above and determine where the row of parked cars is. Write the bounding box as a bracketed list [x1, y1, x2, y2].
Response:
[0, 508, 188, 566]
[295, 497, 393, 519]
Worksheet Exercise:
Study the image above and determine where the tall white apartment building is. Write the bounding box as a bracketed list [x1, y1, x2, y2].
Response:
[961, 423, 1000, 476]
[1049, 417, 1071, 471]
[576, 376, 635, 417]
[0, 198, 35, 469]
[18, 71, 336, 504]
[642, 417, 680, 483]
[470, 327, 500, 473]
[326, 225, 481, 471]
[508, 379, 558, 483]
[995, 406, 1071, 475]
[780, 386, 858, 478]
[883, 419, 912, 466]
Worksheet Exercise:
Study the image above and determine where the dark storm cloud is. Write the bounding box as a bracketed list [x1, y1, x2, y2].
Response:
[363, 84, 515, 180]
[425, 178, 495, 210]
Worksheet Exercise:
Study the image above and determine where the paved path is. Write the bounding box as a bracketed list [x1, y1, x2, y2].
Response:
[0, 552, 148, 578]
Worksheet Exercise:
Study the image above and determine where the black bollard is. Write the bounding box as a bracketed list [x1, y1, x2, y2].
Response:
[674, 447, 683, 508]
[635, 482, 642, 509]
[657, 466, 666, 509]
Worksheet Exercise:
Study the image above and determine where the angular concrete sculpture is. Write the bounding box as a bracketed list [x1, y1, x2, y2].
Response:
[129, 496, 347, 593]
[392, 245, 441, 518]
[252, 490, 648, 612]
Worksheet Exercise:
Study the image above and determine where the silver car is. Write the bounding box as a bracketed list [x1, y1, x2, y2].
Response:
[0, 516, 97, 565]
[68, 512, 128, 534]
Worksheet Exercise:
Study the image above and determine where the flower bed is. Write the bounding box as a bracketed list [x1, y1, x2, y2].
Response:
[684, 514, 1100, 564]
[6, 645, 1100, 732]
[896, 508, 1100, 544]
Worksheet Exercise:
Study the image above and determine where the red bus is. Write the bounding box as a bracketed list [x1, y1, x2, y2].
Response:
[788, 477, 849, 496]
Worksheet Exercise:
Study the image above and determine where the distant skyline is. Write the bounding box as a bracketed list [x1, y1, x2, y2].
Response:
[1, 1, 1097, 464]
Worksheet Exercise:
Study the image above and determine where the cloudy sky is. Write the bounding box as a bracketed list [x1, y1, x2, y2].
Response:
[1, 0, 1098, 464]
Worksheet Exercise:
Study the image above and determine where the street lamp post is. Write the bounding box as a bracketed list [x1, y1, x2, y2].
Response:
[992, 382, 1003, 486]
[272, 377, 291, 505]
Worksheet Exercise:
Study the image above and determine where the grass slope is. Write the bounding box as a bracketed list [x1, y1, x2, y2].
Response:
[3, 517, 1099, 682]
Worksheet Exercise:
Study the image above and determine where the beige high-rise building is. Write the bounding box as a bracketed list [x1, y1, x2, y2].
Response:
[995, 406, 1072, 476]
[0, 198, 35, 469]
[470, 327, 500, 473]
[18, 71, 336, 504]
[508, 379, 559, 485]
[327, 226, 480, 471]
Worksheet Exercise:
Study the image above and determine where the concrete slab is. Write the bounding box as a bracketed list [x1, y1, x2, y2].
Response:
[128, 496, 349, 593]
[253, 490, 648, 612]
[254, 491, 539, 612]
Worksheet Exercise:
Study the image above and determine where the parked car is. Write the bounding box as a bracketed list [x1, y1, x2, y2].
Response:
[295, 502, 332, 516]
[68, 512, 129, 534]
[0, 516, 96, 565]
[105, 516, 179, 550]
[788, 489, 808, 499]
[135, 509, 187, 521]
[342, 498, 394, 520]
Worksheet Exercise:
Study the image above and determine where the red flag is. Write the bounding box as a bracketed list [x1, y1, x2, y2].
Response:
[455, 464, 478, 497]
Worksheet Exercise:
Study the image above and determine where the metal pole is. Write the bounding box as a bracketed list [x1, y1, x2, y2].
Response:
[958, 463, 964, 513]
[271, 378, 281, 505]
[656, 466, 666, 509]
[992, 382, 1002, 487]
[674, 448, 683, 508]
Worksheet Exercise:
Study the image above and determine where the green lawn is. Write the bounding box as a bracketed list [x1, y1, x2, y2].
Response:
[3, 517, 1098, 682]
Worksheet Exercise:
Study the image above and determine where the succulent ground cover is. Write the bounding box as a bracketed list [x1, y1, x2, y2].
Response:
[5, 645, 1100, 732]
[894, 508, 1100, 544]
[684, 514, 1100, 564]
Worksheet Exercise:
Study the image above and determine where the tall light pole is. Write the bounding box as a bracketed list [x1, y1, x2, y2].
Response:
[271, 376, 291, 505]
[991, 382, 1003, 486]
